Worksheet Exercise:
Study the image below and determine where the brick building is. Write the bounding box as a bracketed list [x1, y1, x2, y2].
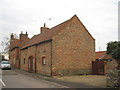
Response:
[9, 32, 30, 68]
[9, 15, 95, 76]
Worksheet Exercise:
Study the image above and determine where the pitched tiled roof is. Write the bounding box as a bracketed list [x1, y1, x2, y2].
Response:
[21, 15, 95, 49]
[101, 53, 112, 59]
[96, 51, 106, 59]
[96, 51, 112, 59]
[10, 39, 20, 50]
[10, 36, 30, 51]
[21, 19, 70, 49]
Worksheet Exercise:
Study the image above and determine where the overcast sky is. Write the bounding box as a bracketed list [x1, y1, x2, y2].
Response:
[0, 0, 119, 52]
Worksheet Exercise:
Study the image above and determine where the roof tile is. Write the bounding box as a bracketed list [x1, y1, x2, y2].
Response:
[96, 51, 112, 59]
[21, 19, 70, 49]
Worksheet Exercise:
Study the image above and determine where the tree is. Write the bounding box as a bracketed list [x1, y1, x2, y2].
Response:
[107, 41, 120, 87]
[1, 37, 10, 54]
[1, 33, 18, 54]
[107, 41, 120, 69]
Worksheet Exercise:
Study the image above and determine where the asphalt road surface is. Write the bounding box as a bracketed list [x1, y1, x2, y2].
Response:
[0, 69, 100, 89]
[0, 69, 68, 88]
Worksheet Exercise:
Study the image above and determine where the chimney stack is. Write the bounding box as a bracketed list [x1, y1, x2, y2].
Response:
[20, 31, 28, 40]
[40, 23, 49, 34]
[10, 33, 14, 41]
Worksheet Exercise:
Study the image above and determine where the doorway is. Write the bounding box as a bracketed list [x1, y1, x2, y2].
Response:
[28, 56, 34, 72]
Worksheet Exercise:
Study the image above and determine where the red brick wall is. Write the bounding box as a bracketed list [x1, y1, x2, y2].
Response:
[52, 16, 95, 76]
[106, 60, 118, 71]
[20, 46, 36, 71]
[21, 42, 52, 76]
[9, 33, 29, 69]
[36, 42, 52, 76]
[9, 48, 19, 68]
[20, 49, 28, 71]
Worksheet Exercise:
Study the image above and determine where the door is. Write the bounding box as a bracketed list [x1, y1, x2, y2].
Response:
[92, 61, 105, 75]
[28, 56, 34, 72]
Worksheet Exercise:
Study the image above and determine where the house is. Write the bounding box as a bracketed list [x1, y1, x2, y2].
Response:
[9, 32, 30, 68]
[9, 15, 95, 76]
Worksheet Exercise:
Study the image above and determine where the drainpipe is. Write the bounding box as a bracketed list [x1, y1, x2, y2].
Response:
[35, 46, 37, 73]
[51, 41, 53, 76]
[19, 49, 21, 69]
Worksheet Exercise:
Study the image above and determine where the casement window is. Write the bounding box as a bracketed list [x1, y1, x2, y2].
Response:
[42, 56, 46, 65]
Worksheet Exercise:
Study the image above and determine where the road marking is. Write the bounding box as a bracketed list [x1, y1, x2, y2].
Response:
[0, 79, 6, 87]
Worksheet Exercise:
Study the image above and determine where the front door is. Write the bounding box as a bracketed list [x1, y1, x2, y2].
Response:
[28, 56, 34, 72]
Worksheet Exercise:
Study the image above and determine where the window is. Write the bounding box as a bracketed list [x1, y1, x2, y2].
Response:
[42, 56, 46, 65]
[24, 58, 25, 64]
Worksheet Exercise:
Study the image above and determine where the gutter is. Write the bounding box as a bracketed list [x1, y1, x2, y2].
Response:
[20, 39, 52, 50]
[35, 45, 37, 73]
[10, 46, 19, 51]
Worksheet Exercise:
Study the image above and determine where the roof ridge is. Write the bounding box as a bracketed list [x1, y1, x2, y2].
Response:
[50, 19, 70, 30]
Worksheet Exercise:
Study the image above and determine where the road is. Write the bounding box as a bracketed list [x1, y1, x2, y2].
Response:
[0, 69, 99, 89]
[0, 69, 68, 88]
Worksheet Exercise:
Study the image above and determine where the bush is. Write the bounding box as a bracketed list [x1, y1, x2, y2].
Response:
[106, 69, 120, 87]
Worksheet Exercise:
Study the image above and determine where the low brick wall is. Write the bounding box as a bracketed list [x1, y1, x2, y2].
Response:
[106, 69, 120, 87]
[106, 60, 120, 87]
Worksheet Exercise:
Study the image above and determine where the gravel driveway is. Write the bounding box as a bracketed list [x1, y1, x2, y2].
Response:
[54, 75, 106, 88]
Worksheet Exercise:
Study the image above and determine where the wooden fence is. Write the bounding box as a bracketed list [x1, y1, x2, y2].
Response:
[92, 61, 106, 75]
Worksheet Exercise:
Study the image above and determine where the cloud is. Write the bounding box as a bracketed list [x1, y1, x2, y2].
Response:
[0, 0, 118, 52]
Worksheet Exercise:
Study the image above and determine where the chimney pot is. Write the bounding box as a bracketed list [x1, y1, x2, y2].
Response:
[44, 23, 46, 27]
[21, 31, 23, 34]
[10, 33, 14, 40]
[26, 31, 28, 35]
